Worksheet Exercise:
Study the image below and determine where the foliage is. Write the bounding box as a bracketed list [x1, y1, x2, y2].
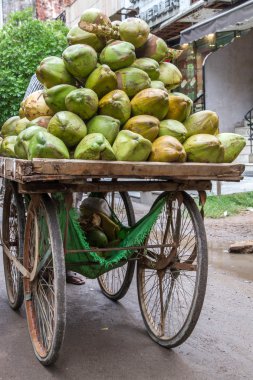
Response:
[0, 8, 68, 125]
[203, 191, 253, 218]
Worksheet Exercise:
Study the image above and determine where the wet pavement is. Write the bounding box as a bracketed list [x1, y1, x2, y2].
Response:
[0, 203, 253, 379]
[0, 244, 253, 380]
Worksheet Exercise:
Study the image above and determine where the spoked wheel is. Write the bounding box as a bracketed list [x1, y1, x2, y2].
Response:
[23, 194, 66, 366]
[2, 180, 25, 310]
[137, 191, 208, 348]
[98, 192, 136, 301]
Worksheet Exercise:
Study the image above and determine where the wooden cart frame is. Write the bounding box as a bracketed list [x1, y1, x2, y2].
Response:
[0, 158, 244, 365]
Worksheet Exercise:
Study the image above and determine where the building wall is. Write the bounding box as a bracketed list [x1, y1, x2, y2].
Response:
[205, 29, 253, 132]
[65, 0, 194, 28]
[36, 0, 75, 20]
[0, 0, 75, 25]
[65, 0, 128, 27]
[1, 0, 35, 24]
[130, 0, 189, 28]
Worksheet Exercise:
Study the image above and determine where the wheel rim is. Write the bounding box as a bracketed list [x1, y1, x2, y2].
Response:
[24, 200, 56, 358]
[138, 193, 202, 342]
[4, 195, 20, 303]
[98, 192, 133, 296]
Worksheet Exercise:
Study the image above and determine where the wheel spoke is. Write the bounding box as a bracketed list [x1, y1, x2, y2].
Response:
[137, 192, 208, 347]
[98, 192, 135, 300]
[2, 182, 24, 310]
[23, 195, 66, 365]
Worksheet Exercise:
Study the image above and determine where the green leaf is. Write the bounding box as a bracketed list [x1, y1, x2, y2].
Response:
[0, 8, 68, 125]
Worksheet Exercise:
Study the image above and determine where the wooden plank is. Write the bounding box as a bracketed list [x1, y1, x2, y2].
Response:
[0, 158, 33, 182]
[30, 159, 245, 180]
[0, 157, 245, 183]
[18, 180, 212, 194]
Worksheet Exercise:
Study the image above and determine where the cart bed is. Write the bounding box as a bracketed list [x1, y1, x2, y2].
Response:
[0, 157, 245, 193]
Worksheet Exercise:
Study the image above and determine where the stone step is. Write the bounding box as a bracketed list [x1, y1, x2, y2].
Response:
[244, 119, 253, 128]
[244, 163, 253, 173]
[240, 145, 252, 155]
[234, 126, 250, 136]
[235, 156, 248, 164]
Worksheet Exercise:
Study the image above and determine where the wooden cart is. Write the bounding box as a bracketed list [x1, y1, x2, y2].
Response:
[0, 158, 244, 366]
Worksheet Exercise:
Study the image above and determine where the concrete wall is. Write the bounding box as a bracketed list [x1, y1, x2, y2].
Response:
[0, 0, 75, 24]
[65, 0, 129, 27]
[36, 0, 73, 20]
[205, 29, 253, 133]
[2, 0, 35, 23]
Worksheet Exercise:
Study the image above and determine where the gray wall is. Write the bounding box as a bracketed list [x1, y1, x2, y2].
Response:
[204, 29, 253, 133]
[2, 0, 35, 23]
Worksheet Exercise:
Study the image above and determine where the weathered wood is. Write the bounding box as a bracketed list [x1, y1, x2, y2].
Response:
[0, 157, 245, 184]
[30, 159, 244, 179]
[18, 180, 212, 194]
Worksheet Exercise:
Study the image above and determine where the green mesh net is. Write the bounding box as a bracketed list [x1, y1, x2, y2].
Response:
[55, 193, 168, 279]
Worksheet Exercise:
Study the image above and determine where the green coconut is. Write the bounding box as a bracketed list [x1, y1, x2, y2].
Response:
[112, 20, 121, 28]
[183, 134, 224, 163]
[62, 44, 97, 83]
[74, 133, 116, 160]
[1, 116, 20, 137]
[19, 102, 25, 118]
[36, 56, 75, 88]
[85, 64, 117, 99]
[159, 62, 182, 90]
[79, 8, 111, 27]
[48, 111, 87, 148]
[14, 126, 46, 159]
[136, 34, 169, 62]
[44, 84, 77, 113]
[113, 130, 152, 161]
[67, 26, 106, 52]
[149, 135, 186, 163]
[27, 116, 52, 129]
[166, 92, 193, 122]
[65, 88, 98, 120]
[159, 119, 188, 143]
[1, 136, 17, 157]
[131, 58, 159, 80]
[87, 115, 120, 145]
[184, 110, 219, 138]
[28, 131, 69, 159]
[123, 115, 159, 142]
[86, 228, 108, 248]
[150, 80, 167, 91]
[99, 40, 136, 71]
[15, 118, 30, 134]
[99, 90, 131, 125]
[115, 67, 151, 98]
[131, 88, 169, 120]
[217, 133, 246, 163]
[21, 90, 54, 121]
[119, 18, 150, 48]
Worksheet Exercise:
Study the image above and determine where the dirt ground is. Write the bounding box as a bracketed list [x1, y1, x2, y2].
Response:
[205, 210, 253, 243]
[0, 205, 253, 379]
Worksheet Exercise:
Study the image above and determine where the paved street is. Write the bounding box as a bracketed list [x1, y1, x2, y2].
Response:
[0, 237, 253, 380]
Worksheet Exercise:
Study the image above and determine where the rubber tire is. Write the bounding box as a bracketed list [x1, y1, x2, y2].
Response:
[137, 191, 208, 348]
[98, 192, 136, 301]
[2, 180, 25, 310]
[23, 194, 66, 366]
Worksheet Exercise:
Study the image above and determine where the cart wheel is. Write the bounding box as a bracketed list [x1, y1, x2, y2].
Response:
[2, 180, 25, 310]
[98, 192, 136, 301]
[137, 191, 208, 348]
[23, 194, 66, 366]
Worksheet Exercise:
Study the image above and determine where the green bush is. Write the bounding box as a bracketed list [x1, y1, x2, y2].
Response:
[0, 8, 68, 125]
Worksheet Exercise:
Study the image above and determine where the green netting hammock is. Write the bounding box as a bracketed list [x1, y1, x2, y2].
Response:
[55, 193, 168, 279]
